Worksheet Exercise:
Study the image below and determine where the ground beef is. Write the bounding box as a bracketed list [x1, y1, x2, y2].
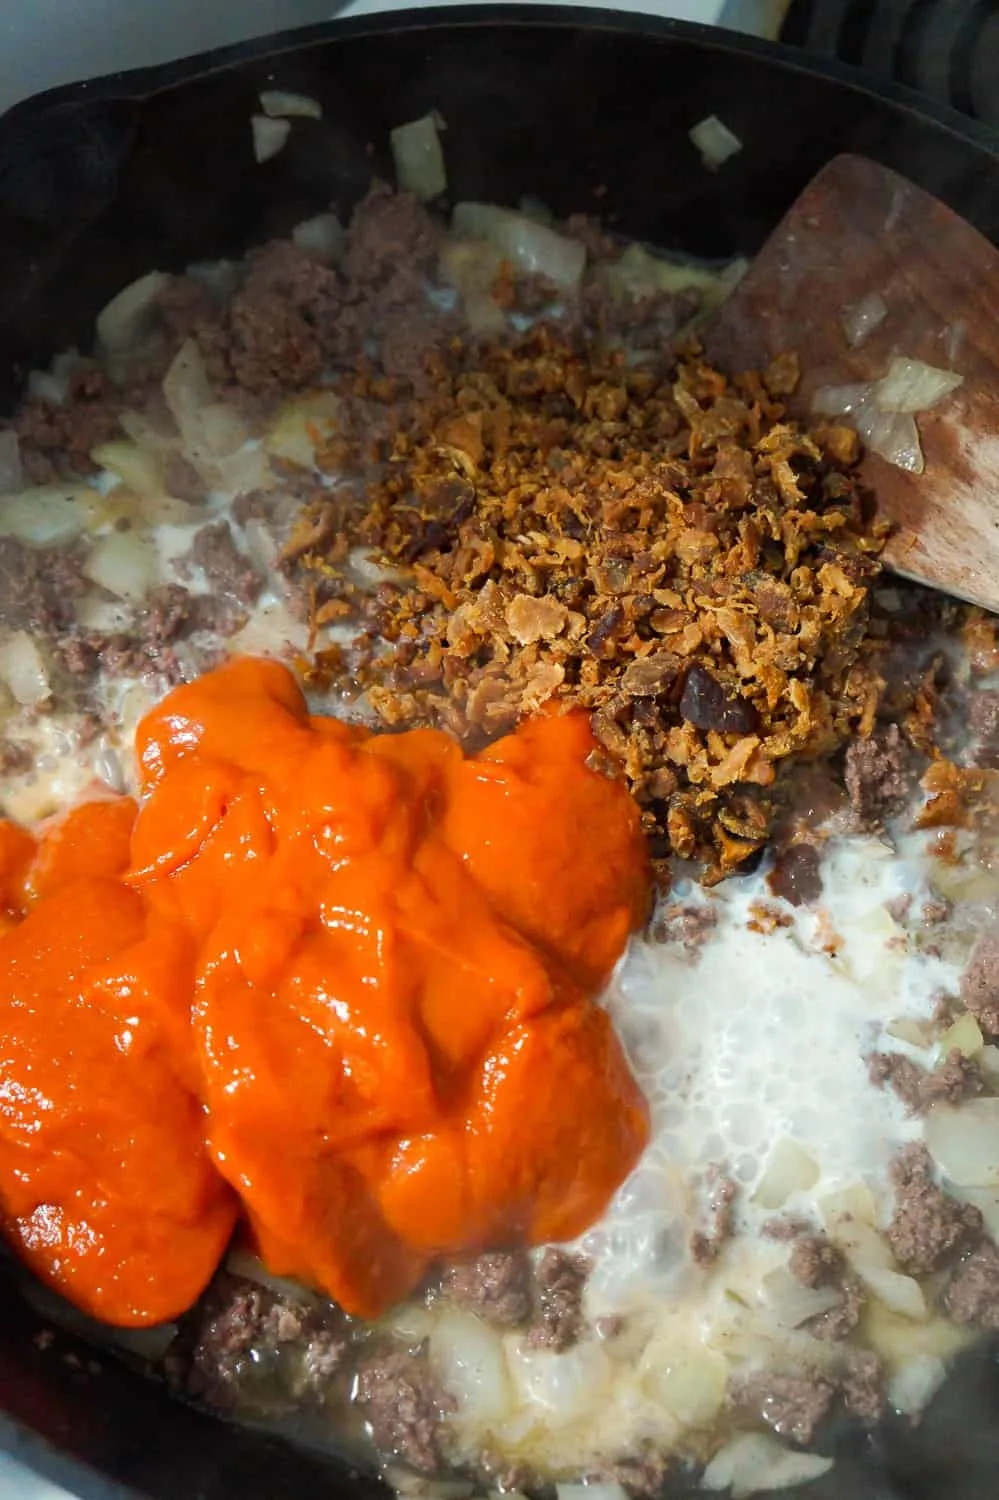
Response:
[942, 1238, 999, 1330]
[0, 738, 33, 775]
[844, 724, 913, 829]
[0, 537, 86, 633]
[184, 520, 261, 606]
[788, 1235, 864, 1341]
[439, 1250, 533, 1328]
[868, 1047, 984, 1115]
[163, 451, 206, 504]
[960, 933, 999, 1036]
[647, 901, 718, 954]
[14, 364, 123, 478]
[187, 1272, 348, 1411]
[732, 1370, 836, 1445]
[969, 689, 999, 766]
[840, 1350, 886, 1422]
[887, 1142, 982, 1273]
[527, 1248, 589, 1352]
[354, 1345, 451, 1474]
[767, 843, 823, 907]
[690, 1173, 736, 1266]
[589, 1451, 672, 1498]
[222, 242, 342, 399]
[341, 182, 441, 292]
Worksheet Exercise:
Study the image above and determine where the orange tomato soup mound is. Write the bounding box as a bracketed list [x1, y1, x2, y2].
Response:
[0, 657, 651, 1326]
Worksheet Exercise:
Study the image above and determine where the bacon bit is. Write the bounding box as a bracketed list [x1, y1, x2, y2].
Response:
[287, 329, 888, 879]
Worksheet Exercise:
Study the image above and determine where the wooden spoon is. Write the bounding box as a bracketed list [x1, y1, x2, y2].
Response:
[702, 152, 999, 612]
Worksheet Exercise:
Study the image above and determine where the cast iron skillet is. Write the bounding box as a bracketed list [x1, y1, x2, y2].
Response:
[1, 8, 999, 1497]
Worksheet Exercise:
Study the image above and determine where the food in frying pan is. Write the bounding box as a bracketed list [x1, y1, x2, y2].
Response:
[0, 107, 997, 1500]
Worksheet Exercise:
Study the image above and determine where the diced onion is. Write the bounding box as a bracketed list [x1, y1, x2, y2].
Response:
[428, 1310, 513, 1426]
[937, 1013, 984, 1059]
[264, 389, 339, 467]
[92, 733, 128, 794]
[507, 1338, 612, 1428]
[0, 484, 101, 545]
[83, 531, 158, 601]
[252, 115, 291, 164]
[0, 631, 50, 706]
[842, 292, 887, 348]
[702, 1433, 832, 1496]
[874, 356, 963, 414]
[926, 1098, 999, 1186]
[391, 114, 447, 202]
[95, 271, 169, 355]
[888, 1354, 947, 1415]
[518, 195, 554, 226]
[0, 431, 24, 495]
[858, 1267, 927, 1320]
[811, 382, 874, 418]
[638, 1338, 728, 1424]
[91, 440, 165, 501]
[810, 382, 925, 472]
[759, 1267, 843, 1330]
[163, 340, 214, 431]
[225, 1246, 316, 1302]
[829, 1217, 895, 1273]
[558, 1486, 628, 1500]
[27, 350, 82, 407]
[688, 115, 743, 171]
[291, 212, 345, 265]
[858, 407, 924, 472]
[753, 1138, 819, 1210]
[452, 203, 586, 294]
[258, 89, 322, 120]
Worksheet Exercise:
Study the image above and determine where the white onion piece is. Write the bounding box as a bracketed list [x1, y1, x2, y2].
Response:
[639, 1339, 728, 1425]
[888, 1354, 947, 1416]
[259, 89, 322, 120]
[558, 1486, 628, 1500]
[96, 271, 169, 355]
[83, 531, 158, 601]
[856, 405, 924, 473]
[926, 1098, 999, 1186]
[811, 383, 925, 472]
[811, 382, 874, 417]
[0, 431, 23, 495]
[874, 356, 963, 414]
[702, 1433, 833, 1496]
[689, 114, 743, 170]
[859, 1267, 927, 1320]
[753, 1138, 819, 1210]
[842, 291, 887, 348]
[507, 1338, 611, 1427]
[252, 115, 291, 164]
[760, 1267, 843, 1330]
[0, 632, 50, 706]
[27, 350, 82, 407]
[428, 1310, 512, 1426]
[119, 409, 179, 455]
[92, 733, 128, 794]
[0, 485, 101, 545]
[186, 258, 240, 299]
[452, 203, 586, 293]
[91, 440, 165, 500]
[163, 340, 214, 431]
[291, 211, 345, 265]
[391, 114, 447, 202]
[383, 1470, 475, 1500]
[225, 1246, 316, 1302]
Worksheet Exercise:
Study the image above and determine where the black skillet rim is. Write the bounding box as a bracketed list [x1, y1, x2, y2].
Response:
[1, 6, 998, 1498]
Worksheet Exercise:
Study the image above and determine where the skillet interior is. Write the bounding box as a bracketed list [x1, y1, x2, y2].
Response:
[0, 8, 998, 1496]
